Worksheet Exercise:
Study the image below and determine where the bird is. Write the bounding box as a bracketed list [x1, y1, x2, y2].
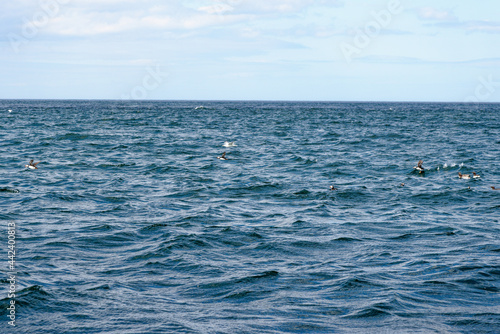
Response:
[413, 160, 425, 173]
[217, 152, 228, 160]
[330, 185, 337, 191]
[400, 183, 405, 187]
[491, 187, 499, 190]
[472, 172, 481, 179]
[458, 172, 471, 179]
[25, 159, 40, 169]
[223, 141, 236, 148]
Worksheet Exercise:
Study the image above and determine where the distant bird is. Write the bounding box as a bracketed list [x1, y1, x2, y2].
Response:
[223, 141, 236, 148]
[492, 187, 499, 190]
[472, 172, 481, 179]
[414, 160, 425, 174]
[458, 172, 470, 179]
[8, 109, 12, 113]
[330, 185, 337, 191]
[25, 159, 40, 170]
[400, 183, 405, 187]
[217, 152, 228, 160]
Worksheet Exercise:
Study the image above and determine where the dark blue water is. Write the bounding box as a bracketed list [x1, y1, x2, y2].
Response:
[1, 100, 499, 333]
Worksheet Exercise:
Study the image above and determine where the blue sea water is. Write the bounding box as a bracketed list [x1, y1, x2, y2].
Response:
[1, 100, 499, 334]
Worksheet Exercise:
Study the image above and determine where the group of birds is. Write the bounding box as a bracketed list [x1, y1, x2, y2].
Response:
[415, 160, 483, 180]
[458, 172, 481, 180]
[24, 155, 500, 191]
[217, 141, 236, 160]
[411, 160, 499, 190]
[214, 150, 500, 192]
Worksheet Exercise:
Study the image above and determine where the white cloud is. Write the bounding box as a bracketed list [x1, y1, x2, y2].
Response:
[42, 5, 250, 36]
[465, 20, 500, 33]
[418, 7, 457, 21]
[1, 0, 347, 38]
[24, 0, 346, 38]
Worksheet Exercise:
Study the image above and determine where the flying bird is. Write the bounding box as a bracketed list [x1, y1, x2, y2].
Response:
[25, 159, 40, 170]
[414, 160, 424, 174]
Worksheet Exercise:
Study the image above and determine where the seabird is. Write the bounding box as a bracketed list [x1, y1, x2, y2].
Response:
[413, 160, 425, 174]
[223, 141, 236, 148]
[458, 172, 471, 179]
[400, 183, 405, 187]
[472, 172, 481, 179]
[330, 185, 337, 191]
[491, 187, 499, 190]
[217, 152, 228, 160]
[25, 159, 40, 170]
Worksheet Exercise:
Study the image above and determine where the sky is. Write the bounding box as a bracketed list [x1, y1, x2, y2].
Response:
[1, 0, 499, 102]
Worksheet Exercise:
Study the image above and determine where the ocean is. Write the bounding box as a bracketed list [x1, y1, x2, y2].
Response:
[1, 100, 499, 333]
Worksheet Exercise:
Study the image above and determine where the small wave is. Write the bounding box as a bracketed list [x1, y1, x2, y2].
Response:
[238, 270, 280, 283]
[87, 284, 111, 291]
[8, 285, 51, 310]
[344, 307, 391, 319]
[0, 187, 20, 193]
[57, 133, 91, 141]
[140, 223, 169, 232]
[389, 233, 416, 240]
[156, 235, 213, 253]
[88, 224, 115, 231]
[336, 277, 383, 291]
[97, 163, 136, 168]
[333, 237, 362, 242]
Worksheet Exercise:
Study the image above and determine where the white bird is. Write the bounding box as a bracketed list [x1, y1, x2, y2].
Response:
[472, 172, 481, 179]
[223, 141, 236, 147]
[458, 172, 470, 179]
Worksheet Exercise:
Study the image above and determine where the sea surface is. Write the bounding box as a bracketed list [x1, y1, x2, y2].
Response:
[1, 100, 499, 334]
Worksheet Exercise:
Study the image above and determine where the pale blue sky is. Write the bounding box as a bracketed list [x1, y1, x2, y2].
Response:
[1, 0, 499, 101]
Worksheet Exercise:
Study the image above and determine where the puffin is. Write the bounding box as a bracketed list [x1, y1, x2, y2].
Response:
[25, 159, 40, 170]
[414, 160, 425, 174]
[458, 172, 471, 179]
[217, 152, 228, 160]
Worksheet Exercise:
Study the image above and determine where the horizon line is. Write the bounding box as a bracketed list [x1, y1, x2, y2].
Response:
[1, 98, 500, 104]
